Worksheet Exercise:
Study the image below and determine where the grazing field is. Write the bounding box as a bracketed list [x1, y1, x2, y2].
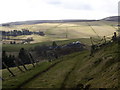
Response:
[3, 38, 92, 52]
[2, 42, 119, 88]
[20, 42, 120, 88]
[1, 21, 118, 44]
[1, 21, 118, 53]
[22, 51, 88, 88]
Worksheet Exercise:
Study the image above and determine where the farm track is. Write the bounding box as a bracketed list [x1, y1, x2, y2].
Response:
[21, 53, 81, 88]
[23, 55, 79, 90]
[60, 55, 83, 89]
[46, 23, 63, 32]
[17, 60, 63, 89]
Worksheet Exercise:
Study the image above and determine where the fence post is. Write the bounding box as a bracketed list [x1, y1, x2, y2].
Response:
[2, 62, 15, 77]
[18, 59, 28, 71]
[28, 53, 35, 67]
[104, 36, 106, 43]
[14, 60, 24, 72]
[90, 37, 95, 56]
[90, 37, 94, 45]
[112, 32, 117, 42]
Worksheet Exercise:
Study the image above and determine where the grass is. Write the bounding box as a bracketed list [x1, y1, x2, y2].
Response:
[2, 42, 119, 88]
[63, 42, 119, 88]
[1, 21, 117, 43]
[1, 21, 119, 88]
[2, 60, 61, 88]
[21, 42, 119, 88]
[22, 51, 88, 88]
[2, 38, 92, 52]
[2, 21, 117, 52]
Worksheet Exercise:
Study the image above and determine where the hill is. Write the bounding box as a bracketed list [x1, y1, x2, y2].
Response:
[22, 42, 119, 88]
[2, 41, 119, 89]
[1, 16, 118, 26]
[1, 20, 118, 45]
[1, 20, 97, 26]
[102, 16, 120, 22]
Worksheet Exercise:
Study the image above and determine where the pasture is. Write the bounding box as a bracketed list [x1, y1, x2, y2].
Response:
[1, 21, 118, 44]
[1, 20, 118, 53]
[2, 38, 91, 52]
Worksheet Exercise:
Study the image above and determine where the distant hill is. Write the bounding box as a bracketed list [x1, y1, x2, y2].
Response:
[1, 16, 118, 26]
[102, 16, 119, 21]
[1, 20, 97, 26]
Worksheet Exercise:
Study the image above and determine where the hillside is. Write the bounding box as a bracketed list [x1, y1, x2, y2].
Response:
[102, 16, 120, 22]
[22, 42, 119, 88]
[1, 20, 118, 46]
[1, 20, 98, 26]
[1, 16, 118, 26]
[2, 41, 119, 89]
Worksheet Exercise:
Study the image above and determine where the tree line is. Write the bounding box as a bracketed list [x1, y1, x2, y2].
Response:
[1, 29, 45, 37]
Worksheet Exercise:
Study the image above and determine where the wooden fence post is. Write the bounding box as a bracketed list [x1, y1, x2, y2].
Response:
[104, 36, 106, 43]
[28, 53, 35, 67]
[14, 60, 24, 72]
[18, 59, 28, 71]
[2, 62, 15, 77]
[90, 37, 94, 45]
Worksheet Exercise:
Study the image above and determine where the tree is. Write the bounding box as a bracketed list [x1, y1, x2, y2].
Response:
[8, 54, 15, 67]
[18, 48, 30, 64]
[52, 41, 57, 48]
[2, 51, 8, 69]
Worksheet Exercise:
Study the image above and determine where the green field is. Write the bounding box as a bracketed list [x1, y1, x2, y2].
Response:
[3, 38, 92, 52]
[2, 60, 61, 88]
[2, 20, 118, 53]
[1, 21, 118, 44]
[2, 42, 119, 88]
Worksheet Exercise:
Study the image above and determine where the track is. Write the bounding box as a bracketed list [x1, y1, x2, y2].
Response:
[19, 53, 81, 88]
[60, 58, 80, 89]
[17, 60, 62, 89]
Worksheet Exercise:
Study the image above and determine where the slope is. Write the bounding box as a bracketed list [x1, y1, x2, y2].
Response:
[64, 42, 119, 88]
[2, 41, 119, 89]
[21, 42, 119, 88]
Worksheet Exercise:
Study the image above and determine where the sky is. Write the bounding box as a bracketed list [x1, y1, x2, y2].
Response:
[0, 0, 119, 24]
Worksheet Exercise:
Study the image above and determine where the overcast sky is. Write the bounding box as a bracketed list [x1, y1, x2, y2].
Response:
[0, 0, 119, 24]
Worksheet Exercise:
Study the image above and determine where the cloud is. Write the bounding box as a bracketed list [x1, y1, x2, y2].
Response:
[43, 0, 118, 12]
[0, 0, 119, 23]
[44, 0, 62, 5]
[43, 0, 93, 10]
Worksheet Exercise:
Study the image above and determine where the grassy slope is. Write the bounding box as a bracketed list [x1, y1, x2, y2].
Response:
[22, 42, 119, 88]
[64, 42, 119, 88]
[2, 42, 119, 88]
[2, 60, 61, 88]
[22, 51, 88, 88]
